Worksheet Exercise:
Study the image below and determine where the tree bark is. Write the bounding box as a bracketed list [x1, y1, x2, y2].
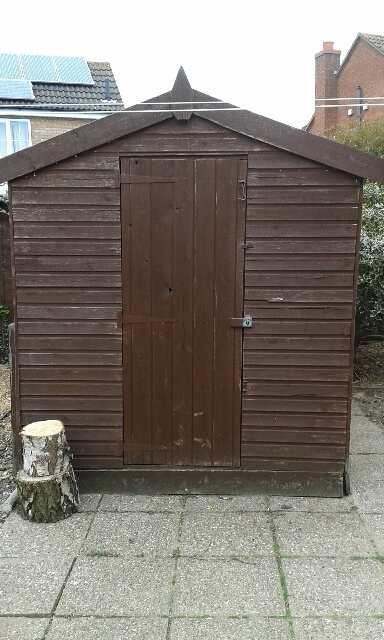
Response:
[16, 463, 80, 522]
[20, 420, 70, 477]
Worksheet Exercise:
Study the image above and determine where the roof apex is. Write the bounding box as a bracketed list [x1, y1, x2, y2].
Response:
[171, 67, 194, 120]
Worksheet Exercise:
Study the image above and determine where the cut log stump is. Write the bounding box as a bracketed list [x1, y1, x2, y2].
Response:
[16, 420, 80, 522]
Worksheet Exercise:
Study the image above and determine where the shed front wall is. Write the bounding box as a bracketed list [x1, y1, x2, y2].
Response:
[9, 116, 360, 487]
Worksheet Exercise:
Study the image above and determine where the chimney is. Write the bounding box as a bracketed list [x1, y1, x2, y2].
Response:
[313, 42, 341, 134]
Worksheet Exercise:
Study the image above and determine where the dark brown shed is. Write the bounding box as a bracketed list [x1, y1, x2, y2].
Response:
[1, 68, 384, 497]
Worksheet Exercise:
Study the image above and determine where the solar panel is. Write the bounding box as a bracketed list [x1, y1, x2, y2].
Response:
[0, 79, 34, 100]
[21, 54, 57, 82]
[0, 54, 23, 80]
[55, 56, 93, 84]
[0, 53, 93, 86]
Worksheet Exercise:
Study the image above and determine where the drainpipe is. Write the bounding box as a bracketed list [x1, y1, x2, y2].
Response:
[1, 488, 17, 513]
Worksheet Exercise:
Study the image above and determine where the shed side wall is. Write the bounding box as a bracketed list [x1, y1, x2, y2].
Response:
[10, 116, 360, 474]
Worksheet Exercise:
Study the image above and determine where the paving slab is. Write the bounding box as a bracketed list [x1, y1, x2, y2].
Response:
[0, 617, 49, 640]
[56, 557, 174, 616]
[46, 617, 168, 640]
[179, 511, 274, 557]
[0, 556, 74, 615]
[349, 415, 384, 454]
[98, 494, 184, 512]
[350, 454, 384, 512]
[172, 558, 285, 617]
[169, 617, 291, 639]
[184, 495, 268, 512]
[273, 511, 376, 557]
[0, 512, 91, 558]
[361, 513, 384, 554]
[283, 557, 384, 617]
[83, 511, 180, 558]
[78, 494, 102, 512]
[351, 399, 364, 415]
[268, 495, 356, 512]
[293, 617, 384, 639]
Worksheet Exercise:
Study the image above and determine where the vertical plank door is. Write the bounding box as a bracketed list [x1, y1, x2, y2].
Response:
[120, 157, 246, 466]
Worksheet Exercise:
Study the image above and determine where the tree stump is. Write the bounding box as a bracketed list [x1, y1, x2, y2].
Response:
[16, 420, 80, 522]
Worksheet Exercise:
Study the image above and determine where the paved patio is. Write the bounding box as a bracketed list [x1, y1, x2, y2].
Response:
[0, 399, 383, 639]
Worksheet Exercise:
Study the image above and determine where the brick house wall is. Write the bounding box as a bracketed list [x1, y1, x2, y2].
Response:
[31, 117, 93, 145]
[309, 36, 384, 135]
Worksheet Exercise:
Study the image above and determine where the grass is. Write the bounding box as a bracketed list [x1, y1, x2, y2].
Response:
[85, 549, 120, 558]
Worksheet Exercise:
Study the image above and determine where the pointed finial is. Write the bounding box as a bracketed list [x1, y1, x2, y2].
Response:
[171, 67, 194, 121]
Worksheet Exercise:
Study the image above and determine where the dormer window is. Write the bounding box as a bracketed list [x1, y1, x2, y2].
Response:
[0, 119, 31, 158]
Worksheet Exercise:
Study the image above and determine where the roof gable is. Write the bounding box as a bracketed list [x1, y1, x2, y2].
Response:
[337, 32, 384, 77]
[0, 67, 384, 184]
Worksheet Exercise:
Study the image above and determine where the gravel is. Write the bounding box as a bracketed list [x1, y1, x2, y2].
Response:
[0, 364, 13, 523]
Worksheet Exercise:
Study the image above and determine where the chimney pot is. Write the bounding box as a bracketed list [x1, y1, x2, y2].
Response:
[323, 41, 334, 52]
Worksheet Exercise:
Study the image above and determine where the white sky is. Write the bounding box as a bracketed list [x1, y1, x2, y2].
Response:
[2, 0, 384, 128]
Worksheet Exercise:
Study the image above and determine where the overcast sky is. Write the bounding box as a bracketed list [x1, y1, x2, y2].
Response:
[2, 0, 384, 128]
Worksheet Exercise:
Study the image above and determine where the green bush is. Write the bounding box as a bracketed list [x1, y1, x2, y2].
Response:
[0, 192, 8, 214]
[328, 123, 384, 349]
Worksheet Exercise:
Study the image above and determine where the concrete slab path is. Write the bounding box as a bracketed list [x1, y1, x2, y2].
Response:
[0, 402, 383, 639]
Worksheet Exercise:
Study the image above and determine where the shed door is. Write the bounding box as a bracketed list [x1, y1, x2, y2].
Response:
[120, 157, 246, 466]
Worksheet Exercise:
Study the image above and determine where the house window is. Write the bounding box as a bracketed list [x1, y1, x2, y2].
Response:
[0, 119, 31, 158]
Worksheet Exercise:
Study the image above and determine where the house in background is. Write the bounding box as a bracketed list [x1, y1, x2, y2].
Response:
[307, 33, 384, 135]
[0, 53, 124, 162]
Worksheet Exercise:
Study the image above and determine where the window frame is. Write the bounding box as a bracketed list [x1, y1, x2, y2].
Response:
[0, 117, 31, 157]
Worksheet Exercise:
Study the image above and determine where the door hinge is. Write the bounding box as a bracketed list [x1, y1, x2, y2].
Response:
[230, 316, 252, 328]
[242, 379, 248, 394]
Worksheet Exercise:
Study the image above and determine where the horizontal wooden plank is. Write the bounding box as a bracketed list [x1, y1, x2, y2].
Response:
[246, 221, 357, 238]
[19, 352, 122, 366]
[21, 411, 122, 427]
[65, 428, 123, 441]
[247, 169, 357, 187]
[241, 443, 345, 459]
[247, 320, 351, 336]
[248, 151, 322, 169]
[241, 458, 345, 472]
[21, 396, 123, 411]
[242, 429, 346, 444]
[243, 366, 349, 382]
[20, 382, 122, 396]
[15, 256, 121, 272]
[105, 135, 261, 154]
[18, 321, 120, 335]
[17, 305, 121, 320]
[12, 208, 120, 222]
[16, 273, 121, 288]
[242, 398, 348, 413]
[245, 304, 353, 320]
[14, 170, 119, 189]
[245, 257, 356, 271]
[241, 413, 347, 428]
[19, 366, 122, 381]
[245, 239, 356, 254]
[71, 442, 122, 456]
[58, 153, 120, 171]
[246, 204, 359, 221]
[14, 240, 121, 256]
[12, 188, 120, 206]
[18, 336, 121, 351]
[245, 272, 354, 288]
[245, 289, 353, 303]
[245, 382, 348, 397]
[244, 336, 350, 351]
[72, 457, 123, 469]
[16, 289, 121, 304]
[243, 350, 350, 366]
[14, 223, 120, 239]
[247, 186, 359, 204]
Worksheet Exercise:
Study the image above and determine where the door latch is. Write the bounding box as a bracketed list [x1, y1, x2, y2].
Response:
[238, 180, 246, 201]
[230, 316, 253, 328]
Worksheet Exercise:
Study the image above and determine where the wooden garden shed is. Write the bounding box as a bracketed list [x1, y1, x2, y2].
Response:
[1, 68, 384, 497]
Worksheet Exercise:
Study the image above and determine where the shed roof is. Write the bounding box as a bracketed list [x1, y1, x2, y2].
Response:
[0, 67, 384, 184]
